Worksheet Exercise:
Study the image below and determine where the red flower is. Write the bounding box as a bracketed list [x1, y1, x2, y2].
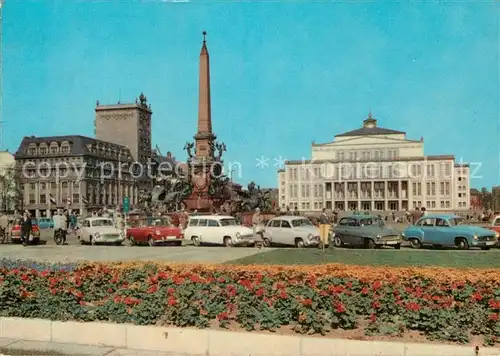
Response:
[20, 274, 29, 281]
[361, 287, 369, 295]
[167, 288, 175, 295]
[472, 292, 483, 302]
[335, 302, 346, 313]
[226, 285, 237, 297]
[114, 295, 123, 303]
[79, 301, 87, 306]
[489, 313, 498, 321]
[50, 288, 57, 295]
[167, 296, 177, 306]
[189, 274, 203, 283]
[328, 285, 344, 294]
[371, 301, 381, 309]
[276, 282, 286, 289]
[279, 289, 288, 299]
[369, 313, 377, 322]
[405, 302, 421, 312]
[307, 275, 317, 288]
[255, 288, 265, 297]
[40, 270, 49, 277]
[302, 298, 313, 307]
[147, 285, 158, 294]
[239, 279, 253, 291]
[372, 281, 382, 291]
[217, 311, 229, 320]
[345, 281, 353, 289]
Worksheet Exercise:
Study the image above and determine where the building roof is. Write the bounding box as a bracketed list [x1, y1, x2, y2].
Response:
[14, 135, 133, 160]
[284, 154, 456, 165]
[335, 113, 405, 137]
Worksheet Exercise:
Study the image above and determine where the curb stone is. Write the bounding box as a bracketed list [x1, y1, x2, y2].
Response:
[0, 317, 499, 356]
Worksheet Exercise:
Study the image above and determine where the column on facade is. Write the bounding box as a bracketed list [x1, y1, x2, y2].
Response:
[102, 183, 107, 206]
[384, 181, 388, 210]
[114, 183, 118, 206]
[398, 180, 402, 211]
[343, 182, 347, 210]
[357, 181, 361, 209]
[134, 186, 138, 207]
[370, 181, 375, 211]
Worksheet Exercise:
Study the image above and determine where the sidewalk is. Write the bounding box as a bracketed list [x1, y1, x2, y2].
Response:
[0, 338, 176, 356]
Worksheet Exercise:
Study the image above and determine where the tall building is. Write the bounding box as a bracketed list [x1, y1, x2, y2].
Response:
[94, 93, 152, 164]
[14, 135, 137, 217]
[278, 114, 470, 212]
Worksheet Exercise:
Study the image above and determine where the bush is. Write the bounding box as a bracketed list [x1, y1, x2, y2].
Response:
[0, 262, 498, 344]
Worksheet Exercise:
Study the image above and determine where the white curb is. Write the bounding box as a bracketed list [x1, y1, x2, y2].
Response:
[0, 317, 499, 356]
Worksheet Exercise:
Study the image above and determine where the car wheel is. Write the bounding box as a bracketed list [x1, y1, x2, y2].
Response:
[409, 238, 422, 249]
[295, 238, 304, 248]
[455, 237, 469, 250]
[148, 236, 156, 247]
[79, 238, 85, 245]
[115, 241, 122, 246]
[127, 236, 136, 246]
[481, 247, 490, 251]
[364, 239, 375, 249]
[332, 235, 343, 248]
[191, 236, 200, 246]
[394, 243, 401, 250]
[223, 236, 233, 247]
[262, 238, 271, 247]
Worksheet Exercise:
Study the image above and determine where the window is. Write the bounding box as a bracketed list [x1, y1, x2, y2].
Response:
[445, 201, 450, 208]
[270, 220, 281, 228]
[207, 219, 219, 227]
[61, 145, 70, 154]
[197, 219, 208, 227]
[337, 151, 345, 161]
[426, 182, 431, 195]
[39, 147, 47, 155]
[427, 164, 435, 177]
[83, 220, 90, 228]
[440, 201, 444, 208]
[440, 182, 445, 195]
[51, 182, 57, 189]
[62, 182, 68, 189]
[39, 194, 46, 204]
[431, 201, 436, 208]
[431, 182, 435, 195]
[445, 182, 450, 195]
[188, 219, 199, 227]
[30, 183, 35, 190]
[435, 218, 449, 227]
[458, 193, 462, 198]
[72, 194, 79, 204]
[281, 220, 292, 228]
[417, 218, 435, 227]
[338, 218, 349, 226]
[301, 185, 306, 198]
[50, 146, 58, 154]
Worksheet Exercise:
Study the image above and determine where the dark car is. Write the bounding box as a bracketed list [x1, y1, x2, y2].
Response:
[333, 214, 402, 249]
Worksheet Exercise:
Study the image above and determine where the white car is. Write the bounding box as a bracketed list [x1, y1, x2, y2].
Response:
[263, 216, 320, 247]
[77, 217, 125, 245]
[184, 215, 254, 247]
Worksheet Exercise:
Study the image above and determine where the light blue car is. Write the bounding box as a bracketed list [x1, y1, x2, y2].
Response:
[403, 214, 497, 250]
[37, 217, 54, 229]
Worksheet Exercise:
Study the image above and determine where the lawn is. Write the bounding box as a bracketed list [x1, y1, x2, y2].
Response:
[229, 247, 500, 268]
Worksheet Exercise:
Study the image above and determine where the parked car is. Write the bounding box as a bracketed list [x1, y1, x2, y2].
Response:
[262, 216, 320, 247]
[333, 215, 401, 249]
[77, 217, 125, 245]
[184, 215, 254, 247]
[126, 216, 184, 246]
[37, 217, 54, 229]
[481, 215, 500, 244]
[11, 218, 41, 244]
[403, 214, 497, 250]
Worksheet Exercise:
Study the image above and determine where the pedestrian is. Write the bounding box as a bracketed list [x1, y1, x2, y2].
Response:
[252, 208, 264, 248]
[319, 208, 329, 249]
[20, 212, 32, 246]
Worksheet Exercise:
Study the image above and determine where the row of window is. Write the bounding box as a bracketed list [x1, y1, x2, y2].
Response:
[412, 182, 452, 196]
[287, 162, 456, 181]
[335, 149, 399, 161]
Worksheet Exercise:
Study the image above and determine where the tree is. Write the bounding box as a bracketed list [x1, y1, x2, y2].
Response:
[479, 187, 492, 211]
[0, 167, 21, 212]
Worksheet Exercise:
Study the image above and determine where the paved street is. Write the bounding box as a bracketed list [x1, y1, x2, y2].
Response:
[0, 229, 269, 264]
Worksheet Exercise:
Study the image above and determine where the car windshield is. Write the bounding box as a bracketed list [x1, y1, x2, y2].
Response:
[91, 219, 114, 227]
[219, 218, 239, 226]
[291, 219, 313, 227]
[149, 217, 171, 227]
[449, 218, 465, 226]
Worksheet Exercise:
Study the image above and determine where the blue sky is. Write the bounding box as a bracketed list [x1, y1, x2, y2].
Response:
[3, 1, 499, 188]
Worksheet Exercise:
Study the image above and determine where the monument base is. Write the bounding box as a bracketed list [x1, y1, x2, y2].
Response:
[183, 192, 214, 213]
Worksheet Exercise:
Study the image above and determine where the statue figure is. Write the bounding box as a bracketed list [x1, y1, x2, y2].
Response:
[215, 142, 226, 161]
[139, 92, 147, 106]
[184, 142, 195, 159]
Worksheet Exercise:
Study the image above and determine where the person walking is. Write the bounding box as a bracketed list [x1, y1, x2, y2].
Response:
[53, 210, 68, 245]
[252, 208, 264, 248]
[319, 208, 329, 249]
[20, 212, 32, 246]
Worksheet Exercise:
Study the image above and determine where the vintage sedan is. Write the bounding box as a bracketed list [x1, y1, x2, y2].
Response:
[77, 217, 125, 245]
[333, 215, 401, 249]
[403, 214, 497, 250]
[126, 217, 184, 246]
[11, 218, 41, 244]
[184, 215, 254, 247]
[262, 216, 320, 247]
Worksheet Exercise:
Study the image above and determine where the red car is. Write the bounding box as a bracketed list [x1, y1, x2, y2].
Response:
[126, 217, 184, 246]
[11, 218, 41, 244]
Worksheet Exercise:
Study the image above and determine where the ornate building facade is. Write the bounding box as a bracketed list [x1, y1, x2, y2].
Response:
[14, 135, 137, 217]
[278, 114, 470, 212]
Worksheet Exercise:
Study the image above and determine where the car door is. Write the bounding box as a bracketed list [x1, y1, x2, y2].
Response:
[279, 220, 293, 245]
[196, 219, 208, 243]
[263, 219, 279, 243]
[434, 218, 454, 246]
[345, 218, 362, 245]
[418, 218, 436, 244]
[80, 220, 91, 242]
[335, 218, 350, 243]
[205, 219, 221, 244]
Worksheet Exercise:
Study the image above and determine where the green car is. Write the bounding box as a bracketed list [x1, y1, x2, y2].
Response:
[333, 214, 402, 249]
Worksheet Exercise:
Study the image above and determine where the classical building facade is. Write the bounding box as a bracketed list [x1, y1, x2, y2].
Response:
[278, 114, 470, 212]
[14, 135, 138, 217]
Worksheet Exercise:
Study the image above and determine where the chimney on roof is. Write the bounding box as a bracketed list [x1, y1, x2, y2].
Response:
[363, 112, 377, 128]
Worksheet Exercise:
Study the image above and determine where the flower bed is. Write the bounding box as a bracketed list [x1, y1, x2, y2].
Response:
[0, 261, 499, 345]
